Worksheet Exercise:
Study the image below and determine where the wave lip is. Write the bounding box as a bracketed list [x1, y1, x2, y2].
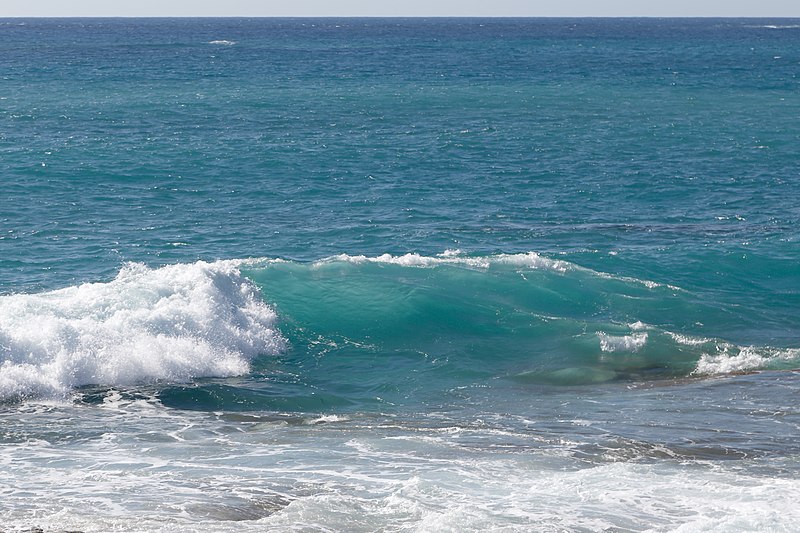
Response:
[0, 261, 284, 401]
[317, 251, 572, 272]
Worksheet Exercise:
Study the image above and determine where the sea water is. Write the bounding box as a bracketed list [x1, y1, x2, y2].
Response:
[1, 18, 799, 531]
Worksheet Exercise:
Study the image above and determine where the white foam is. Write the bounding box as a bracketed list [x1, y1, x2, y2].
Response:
[306, 414, 349, 425]
[208, 40, 236, 45]
[312, 252, 688, 292]
[694, 346, 800, 375]
[652, 329, 800, 375]
[318, 252, 571, 272]
[0, 261, 285, 401]
[438, 249, 463, 257]
[747, 24, 800, 29]
[596, 270, 681, 291]
[598, 332, 648, 353]
[667, 331, 716, 346]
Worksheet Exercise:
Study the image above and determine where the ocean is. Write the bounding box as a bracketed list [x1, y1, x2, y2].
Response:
[1, 17, 799, 531]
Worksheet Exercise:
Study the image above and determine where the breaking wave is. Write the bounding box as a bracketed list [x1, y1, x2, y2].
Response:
[0, 261, 284, 401]
[2, 253, 797, 402]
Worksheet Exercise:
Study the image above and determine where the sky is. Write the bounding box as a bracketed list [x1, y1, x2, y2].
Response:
[1, 0, 799, 18]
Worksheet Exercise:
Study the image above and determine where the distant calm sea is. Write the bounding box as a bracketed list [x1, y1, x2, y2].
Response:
[1, 18, 799, 532]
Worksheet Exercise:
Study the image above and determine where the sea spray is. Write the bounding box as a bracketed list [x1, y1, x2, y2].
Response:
[0, 260, 284, 400]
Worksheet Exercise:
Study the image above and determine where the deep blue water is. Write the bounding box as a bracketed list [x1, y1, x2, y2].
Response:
[1, 18, 799, 531]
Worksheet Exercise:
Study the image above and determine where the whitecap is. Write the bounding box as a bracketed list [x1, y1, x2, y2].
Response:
[597, 332, 648, 353]
[0, 260, 285, 401]
[317, 251, 571, 272]
[694, 346, 800, 375]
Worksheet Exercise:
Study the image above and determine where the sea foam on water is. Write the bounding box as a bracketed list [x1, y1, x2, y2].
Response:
[0, 260, 285, 401]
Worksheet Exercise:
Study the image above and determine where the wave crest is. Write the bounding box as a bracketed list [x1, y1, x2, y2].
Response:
[319, 251, 573, 273]
[598, 332, 648, 353]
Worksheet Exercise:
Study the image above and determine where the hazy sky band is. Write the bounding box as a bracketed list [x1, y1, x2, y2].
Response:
[2, 0, 800, 18]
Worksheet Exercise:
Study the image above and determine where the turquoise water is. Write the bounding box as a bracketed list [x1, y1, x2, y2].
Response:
[1, 18, 800, 531]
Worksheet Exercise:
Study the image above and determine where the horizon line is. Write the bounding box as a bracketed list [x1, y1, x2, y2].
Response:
[2, 15, 800, 19]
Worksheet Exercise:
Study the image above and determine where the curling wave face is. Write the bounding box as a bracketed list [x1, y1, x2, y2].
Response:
[241, 252, 800, 401]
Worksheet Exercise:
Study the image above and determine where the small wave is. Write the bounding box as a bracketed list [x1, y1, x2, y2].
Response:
[664, 330, 800, 375]
[598, 332, 648, 353]
[745, 24, 800, 29]
[694, 345, 800, 375]
[595, 270, 680, 291]
[208, 40, 236, 45]
[305, 414, 349, 424]
[666, 331, 715, 346]
[0, 261, 284, 401]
